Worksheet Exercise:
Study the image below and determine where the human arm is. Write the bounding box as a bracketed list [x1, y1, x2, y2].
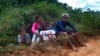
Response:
[31, 23, 43, 38]
[18, 35, 21, 44]
[57, 21, 71, 34]
[67, 22, 77, 32]
[18, 35, 25, 44]
[31, 23, 38, 34]
[26, 33, 31, 44]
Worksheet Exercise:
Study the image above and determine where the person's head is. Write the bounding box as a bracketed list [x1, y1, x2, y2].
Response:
[62, 13, 69, 22]
[35, 15, 43, 22]
[49, 22, 55, 28]
[19, 27, 26, 36]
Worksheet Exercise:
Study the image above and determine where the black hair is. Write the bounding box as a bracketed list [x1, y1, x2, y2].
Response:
[35, 15, 41, 22]
[18, 27, 26, 32]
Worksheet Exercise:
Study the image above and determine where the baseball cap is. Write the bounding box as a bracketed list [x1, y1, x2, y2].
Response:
[62, 13, 69, 17]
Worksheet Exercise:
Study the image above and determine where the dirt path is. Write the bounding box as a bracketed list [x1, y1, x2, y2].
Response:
[4, 36, 100, 56]
[68, 36, 100, 56]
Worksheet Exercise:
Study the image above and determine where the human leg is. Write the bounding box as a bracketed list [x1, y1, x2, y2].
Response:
[72, 32, 86, 46]
[47, 30, 56, 39]
[58, 32, 77, 50]
[40, 31, 49, 41]
[63, 32, 77, 50]
[31, 34, 38, 43]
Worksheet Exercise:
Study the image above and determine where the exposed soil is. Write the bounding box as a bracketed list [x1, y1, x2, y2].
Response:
[3, 36, 100, 56]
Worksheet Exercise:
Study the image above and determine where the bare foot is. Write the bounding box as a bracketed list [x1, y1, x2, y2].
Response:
[72, 47, 78, 51]
[80, 43, 87, 47]
[81, 44, 87, 47]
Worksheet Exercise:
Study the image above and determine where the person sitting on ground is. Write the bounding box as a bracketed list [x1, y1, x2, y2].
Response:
[55, 13, 86, 51]
[39, 22, 57, 41]
[47, 22, 56, 39]
[18, 27, 31, 45]
[31, 15, 44, 44]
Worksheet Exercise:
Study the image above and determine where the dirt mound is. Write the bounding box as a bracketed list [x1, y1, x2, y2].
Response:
[3, 36, 100, 56]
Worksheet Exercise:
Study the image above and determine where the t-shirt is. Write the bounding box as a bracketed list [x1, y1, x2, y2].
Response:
[31, 22, 40, 33]
[55, 20, 77, 34]
[18, 33, 30, 44]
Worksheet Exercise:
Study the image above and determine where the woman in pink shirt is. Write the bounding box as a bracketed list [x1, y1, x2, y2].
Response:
[31, 15, 56, 45]
[31, 15, 45, 44]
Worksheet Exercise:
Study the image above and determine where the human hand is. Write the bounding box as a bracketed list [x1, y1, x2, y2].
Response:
[72, 32, 79, 37]
[36, 33, 43, 38]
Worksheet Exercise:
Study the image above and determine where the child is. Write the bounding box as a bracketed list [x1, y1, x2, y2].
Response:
[18, 27, 31, 45]
[47, 22, 56, 39]
[39, 22, 56, 41]
[31, 15, 44, 44]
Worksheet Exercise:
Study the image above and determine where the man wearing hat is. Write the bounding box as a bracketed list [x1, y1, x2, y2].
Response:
[55, 13, 86, 51]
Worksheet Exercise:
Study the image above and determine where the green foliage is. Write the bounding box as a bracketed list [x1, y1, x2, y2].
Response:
[0, 2, 67, 45]
[0, 0, 100, 46]
[32, 2, 66, 23]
